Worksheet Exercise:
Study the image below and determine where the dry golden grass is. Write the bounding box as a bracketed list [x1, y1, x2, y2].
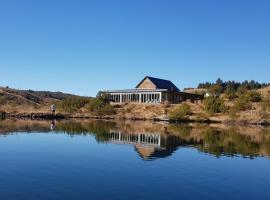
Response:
[115, 103, 167, 119]
[259, 86, 270, 97]
[0, 87, 60, 113]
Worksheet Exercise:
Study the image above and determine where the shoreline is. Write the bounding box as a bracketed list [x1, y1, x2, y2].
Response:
[1, 112, 269, 127]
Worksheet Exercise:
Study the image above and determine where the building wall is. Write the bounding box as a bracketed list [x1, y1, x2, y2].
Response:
[104, 91, 203, 104]
[137, 78, 157, 89]
[162, 91, 203, 104]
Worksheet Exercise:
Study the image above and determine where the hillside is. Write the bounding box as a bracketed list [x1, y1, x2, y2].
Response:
[0, 87, 81, 113]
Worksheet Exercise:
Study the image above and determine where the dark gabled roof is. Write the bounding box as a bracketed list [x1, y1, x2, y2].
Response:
[136, 76, 180, 92]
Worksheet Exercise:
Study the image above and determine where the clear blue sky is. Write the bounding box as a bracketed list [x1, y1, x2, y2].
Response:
[0, 0, 269, 96]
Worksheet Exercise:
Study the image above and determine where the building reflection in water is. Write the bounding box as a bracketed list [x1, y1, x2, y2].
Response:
[0, 119, 270, 160]
[109, 131, 183, 160]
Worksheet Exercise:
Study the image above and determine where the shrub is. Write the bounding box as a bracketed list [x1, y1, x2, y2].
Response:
[168, 103, 192, 120]
[229, 99, 251, 118]
[203, 96, 227, 114]
[245, 91, 262, 102]
[58, 96, 91, 113]
[86, 94, 115, 116]
[228, 91, 261, 117]
[236, 85, 248, 96]
[225, 87, 237, 100]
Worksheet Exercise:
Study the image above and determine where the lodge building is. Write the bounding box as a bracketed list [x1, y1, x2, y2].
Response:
[101, 76, 203, 104]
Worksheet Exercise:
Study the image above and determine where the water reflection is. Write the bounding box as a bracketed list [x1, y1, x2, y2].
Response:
[0, 119, 270, 160]
[50, 120, 56, 131]
[109, 130, 183, 160]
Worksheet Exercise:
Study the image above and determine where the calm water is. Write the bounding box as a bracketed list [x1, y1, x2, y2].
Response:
[0, 120, 269, 200]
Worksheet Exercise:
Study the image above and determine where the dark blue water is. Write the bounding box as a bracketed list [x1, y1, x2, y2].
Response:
[0, 120, 269, 200]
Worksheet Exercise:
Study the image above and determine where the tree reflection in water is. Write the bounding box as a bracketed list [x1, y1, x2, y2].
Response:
[0, 119, 270, 160]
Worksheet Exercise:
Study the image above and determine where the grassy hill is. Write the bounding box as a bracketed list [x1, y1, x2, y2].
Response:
[0, 87, 83, 113]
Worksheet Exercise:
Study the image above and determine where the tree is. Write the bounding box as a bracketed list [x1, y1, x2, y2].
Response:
[197, 79, 269, 94]
[216, 78, 223, 86]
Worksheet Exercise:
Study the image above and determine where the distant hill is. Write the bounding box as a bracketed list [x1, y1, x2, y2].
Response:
[0, 86, 87, 113]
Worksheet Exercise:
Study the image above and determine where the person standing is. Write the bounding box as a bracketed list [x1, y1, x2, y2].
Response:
[51, 104, 56, 115]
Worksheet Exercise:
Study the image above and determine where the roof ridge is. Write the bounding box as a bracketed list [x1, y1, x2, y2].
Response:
[147, 76, 172, 82]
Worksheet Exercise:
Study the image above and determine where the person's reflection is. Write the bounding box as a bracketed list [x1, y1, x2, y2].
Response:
[50, 120, 56, 131]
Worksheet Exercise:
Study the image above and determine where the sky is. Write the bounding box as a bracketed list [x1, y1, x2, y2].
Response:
[0, 0, 269, 96]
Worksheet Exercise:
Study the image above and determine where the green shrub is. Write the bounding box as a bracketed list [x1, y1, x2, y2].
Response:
[236, 85, 248, 96]
[203, 96, 227, 114]
[87, 94, 110, 112]
[245, 91, 262, 102]
[228, 91, 261, 117]
[86, 94, 115, 116]
[58, 96, 91, 113]
[225, 87, 237, 100]
[168, 103, 192, 120]
[229, 100, 251, 118]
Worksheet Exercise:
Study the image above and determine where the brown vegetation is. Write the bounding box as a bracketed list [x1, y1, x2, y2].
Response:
[0, 86, 269, 125]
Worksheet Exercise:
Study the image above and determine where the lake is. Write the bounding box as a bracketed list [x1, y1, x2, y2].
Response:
[0, 119, 269, 200]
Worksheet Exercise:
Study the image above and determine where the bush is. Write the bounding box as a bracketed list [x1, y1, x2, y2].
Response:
[236, 85, 248, 96]
[58, 96, 91, 113]
[229, 98, 251, 118]
[245, 91, 262, 102]
[86, 94, 115, 116]
[168, 103, 192, 120]
[225, 87, 237, 100]
[203, 96, 227, 114]
[228, 91, 261, 117]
